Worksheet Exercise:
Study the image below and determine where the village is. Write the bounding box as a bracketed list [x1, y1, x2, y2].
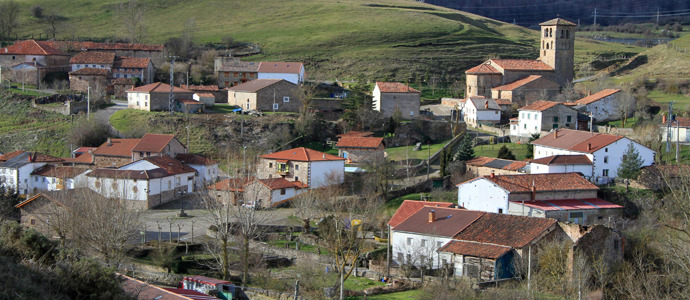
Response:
[0, 8, 689, 300]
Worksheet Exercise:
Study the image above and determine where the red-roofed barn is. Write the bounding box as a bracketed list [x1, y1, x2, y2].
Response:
[335, 135, 384, 163]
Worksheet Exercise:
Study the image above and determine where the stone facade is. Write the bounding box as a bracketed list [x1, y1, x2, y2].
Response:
[491, 77, 561, 107]
[374, 92, 421, 119]
[17, 195, 65, 238]
[539, 22, 576, 85]
[466, 73, 503, 98]
[93, 155, 131, 168]
[69, 73, 108, 93]
[338, 147, 384, 164]
[128, 91, 195, 112]
[131, 138, 186, 161]
[256, 158, 310, 184]
[227, 80, 300, 112]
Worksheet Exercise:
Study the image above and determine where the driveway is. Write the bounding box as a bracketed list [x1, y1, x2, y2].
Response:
[95, 100, 127, 124]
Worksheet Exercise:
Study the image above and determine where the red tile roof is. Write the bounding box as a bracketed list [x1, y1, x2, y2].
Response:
[207, 177, 254, 192]
[195, 92, 215, 98]
[177, 99, 202, 105]
[393, 207, 484, 237]
[519, 198, 622, 211]
[532, 129, 626, 154]
[69, 68, 109, 76]
[0, 150, 26, 162]
[258, 62, 303, 74]
[388, 200, 456, 228]
[336, 137, 383, 149]
[519, 100, 559, 111]
[0, 150, 62, 163]
[129, 82, 193, 93]
[491, 59, 554, 71]
[227, 79, 284, 92]
[1, 40, 68, 56]
[465, 63, 500, 74]
[114, 57, 151, 69]
[465, 156, 496, 167]
[376, 82, 421, 93]
[31, 165, 89, 178]
[504, 161, 528, 171]
[540, 18, 577, 26]
[260, 147, 345, 162]
[255, 178, 308, 190]
[438, 240, 511, 259]
[176, 153, 217, 166]
[492, 75, 546, 91]
[132, 134, 178, 153]
[74, 147, 97, 153]
[666, 116, 690, 127]
[461, 173, 598, 193]
[61, 152, 94, 164]
[574, 89, 620, 105]
[92, 139, 140, 157]
[15, 193, 66, 209]
[454, 213, 557, 248]
[529, 155, 592, 165]
[69, 51, 115, 64]
[140, 156, 196, 174]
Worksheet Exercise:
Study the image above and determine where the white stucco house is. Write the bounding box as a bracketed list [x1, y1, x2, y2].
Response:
[511, 100, 578, 137]
[0, 151, 64, 195]
[463, 97, 501, 127]
[531, 129, 656, 184]
[30, 165, 90, 192]
[661, 116, 690, 144]
[529, 155, 593, 177]
[176, 153, 220, 187]
[257, 62, 305, 84]
[257, 147, 345, 189]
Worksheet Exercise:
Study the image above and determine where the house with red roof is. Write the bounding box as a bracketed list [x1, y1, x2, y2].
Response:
[257, 147, 345, 189]
[214, 58, 260, 88]
[257, 61, 305, 84]
[68, 67, 109, 93]
[529, 154, 593, 177]
[227, 79, 299, 112]
[490, 75, 560, 107]
[466, 18, 575, 100]
[29, 165, 90, 192]
[372, 82, 421, 119]
[335, 135, 384, 163]
[126, 82, 195, 112]
[0, 151, 64, 195]
[572, 89, 628, 122]
[511, 100, 578, 137]
[68, 52, 154, 91]
[456, 172, 623, 225]
[90, 134, 186, 168]
[112, 56, 154, 84]
[176, 153, 219, 187]
[243, 178, 308, 208]
[0, 40, 70, 84]
[532, 129, 655, 183]
[465, 156, 527, 176]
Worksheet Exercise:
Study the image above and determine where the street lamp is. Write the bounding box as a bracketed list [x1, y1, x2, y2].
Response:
[178, 189, 188, 217]
[185, 126, 190, 153]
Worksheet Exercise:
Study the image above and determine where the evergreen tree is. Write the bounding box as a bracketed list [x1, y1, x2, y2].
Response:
[526, 133, 541, 159]
[454, 134, 476, 161]
[439, 146, 453, 177]
[497, 145, 516, 160]
[617, 143, 643, 179]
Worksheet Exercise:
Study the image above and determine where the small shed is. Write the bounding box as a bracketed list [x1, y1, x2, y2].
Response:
[176, 99, 205, 113]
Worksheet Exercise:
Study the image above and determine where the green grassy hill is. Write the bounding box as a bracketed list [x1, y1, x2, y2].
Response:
[12, 0, 641, 81]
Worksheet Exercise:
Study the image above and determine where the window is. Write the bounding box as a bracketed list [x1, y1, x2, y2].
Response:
[273, 103, 279, 110]
[269, 162, 273, 168]
[498, 208, 503, 214]
[283, 96, 290, 102]
[604, 156, 609, 163]
[406, 254, 411, 263]
[527, 114, 530, 120]
[224, 72, 229, 77]
[523, 124, 527, 129]
[294, 176, 299, 181]
[406, 238, 412, 245]
[137, 101, 140, 106]
[30, 219, 36, 226]
[144, 102, 148, 106]
[602, 169, 609, 177]
[569, 212, 584, 224]
[295, 165, 299, 171]
[397, 252, 404, 262]
[567, 115, 572, 122]
[613, 239, 619, 250]
[233, 72, 238, 76]
[553, 116, 559, 122]
[280, 188, 286, 195]
[605, 148, 608, 152]
[421, 239, 427, 247]
[410, 111, 414, 116]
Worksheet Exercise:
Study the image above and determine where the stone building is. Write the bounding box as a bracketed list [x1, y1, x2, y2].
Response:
[335, 136, 385, 163]
[465, 156, 527, 176]
[227, 79, 300, 112]
[112, 78, 134, 99]
[372, 82, 421, 119]
[490, 75, 560, 107]
[68, 68, 109, 93]
[572, 89, 629, 122]
[466, 18, 576, 99]
[214, 58, 260, 88]
[0, 40, 70, 84]
[127, 82, 195, 112]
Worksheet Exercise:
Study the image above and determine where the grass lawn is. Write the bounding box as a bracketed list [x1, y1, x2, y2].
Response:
[343, 276, 386, 291]
[266, 240, 328, 254]
[303, 141, 339, 156]
[350, 289, 423, 300]
[386, 139, 451, 161]
[8, 87, 51, 97]
[658, 144, 690, 165]
[208, 104, 239, 114]
[109, 109, 160, 133]
[648, 90, 690, 110]
[473, 143, 529, 161]
[385, 191, 456, 214]
[596, 116, 640, 128]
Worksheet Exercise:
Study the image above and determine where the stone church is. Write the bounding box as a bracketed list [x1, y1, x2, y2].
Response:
[465, 18, 576, 107]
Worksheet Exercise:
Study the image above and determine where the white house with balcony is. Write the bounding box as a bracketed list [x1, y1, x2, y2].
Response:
[511, 100, 578, 138]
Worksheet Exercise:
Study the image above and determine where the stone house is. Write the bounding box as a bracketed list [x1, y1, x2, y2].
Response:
[257, 62, 305, 84]
[91, 138, 141, 168]
[243, 178, 308, 208]
[227, 79, 300, 112]
[131, 133, 187, 161]
[490, 75, 560, 107]
[466, 18, 575, 99]
[372, 82, 421, 119]
[127, 82, 195, 111]
[206, 177, 254, 205]
[176, 153, 219, 187]
[111, 57, 154, 84]
[214, 58, 260, 88]
[532, 129, 656, 184]
[335, 136, 384, 163]
[257, 147, 345, 189]
[0, 151, 64, 195]
[511, 100, 578, 137]
[456, 172, 622, 225]
[175, 99, 205, 113]
[68, 68, 109, 93]
[112, 78, 134, 99]
[15, 192, 69, 238]
[30, 165, 90, 193]
[0, 40, 70, 84]
[182, 85, 226, 103]
[463, 97, 501, 127]
[69, 51, 115, 72]
[464, 157, 527, 177]
[661, 116, 690, 144]
[43, 40, 166, 66]
[572, 89, 630, 122]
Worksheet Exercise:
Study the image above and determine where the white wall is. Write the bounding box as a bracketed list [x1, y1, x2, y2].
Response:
[127, 92, 151, 111]
[120, 160, 159, 171]
[187, 163, 219, 187]
[257, 73, 300, 84]
[515, 110, 543, 137]
[308, 160, 345, 188]
[372, 85, 382, 112]
[87, 176, 149, 201]
[71, 63, 110, 72]
[392, 231, 452, 270]
[662, 126, 689, 143]
[30, 172, 89, 192]
[457, 178, 509, 213]
[269, 187, 305, 205]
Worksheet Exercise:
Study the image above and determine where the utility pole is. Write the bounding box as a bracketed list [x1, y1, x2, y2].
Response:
[656, 8, 660, 24]
[386, 225, 391, 280]
[667, 102, 674, 153]
[593, 8, 597, 26]
[87, 85, 90, 120]
[589, 113, 593, 133]
[186, 70, 189, 87]
[676, 121, 680, 163]
[427, 141, 431, 181]
[527, 245, 532, 292]
[167, 56, 179, 115]
[294, 280, 299, 300]
[185, 126, 190, 153]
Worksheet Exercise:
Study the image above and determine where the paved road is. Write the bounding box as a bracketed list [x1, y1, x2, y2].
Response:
[94, 100, 127, 124]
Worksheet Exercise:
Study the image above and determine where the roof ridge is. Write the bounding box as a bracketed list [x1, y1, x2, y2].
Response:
[452, 211, 486, 237]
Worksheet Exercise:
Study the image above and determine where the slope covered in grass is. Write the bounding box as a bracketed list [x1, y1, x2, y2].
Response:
[12, 0, 640, 80]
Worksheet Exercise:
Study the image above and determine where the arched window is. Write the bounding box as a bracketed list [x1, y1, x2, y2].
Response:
[549, 28, 553, 37]
[544, 29, 548, 37]
[566, 30, 570, 39]
[560, 29, 564, 38]
[546, 43, 549, 50]
[551, 41, 554, 49]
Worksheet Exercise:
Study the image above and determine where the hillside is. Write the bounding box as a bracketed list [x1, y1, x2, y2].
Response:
[12, 0, 641, 81]
[613, 34, 690, 84]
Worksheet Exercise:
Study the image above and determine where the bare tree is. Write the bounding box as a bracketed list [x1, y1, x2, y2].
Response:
[41, 9, 65, 39]
[617, 89, 637, 127]
[428, 75, 440, 97]
[117, 0, 146, 43]
[0, 0, 21, 43]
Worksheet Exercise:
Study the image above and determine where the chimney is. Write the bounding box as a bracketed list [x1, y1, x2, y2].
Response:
[322, 154, 326, 159]
[587, 90, 591, 96]
[490, 171, 495, 178]
[531, 184, 536, 201]
[554, 129, 558, 139]
[663, 115, 667, 124]
[428, 210, 435, 223]
[587, 143, 592, 151]
[107, 138, 112, 146]
[484, 101, 488, 109]
[28, 154, 32, 162]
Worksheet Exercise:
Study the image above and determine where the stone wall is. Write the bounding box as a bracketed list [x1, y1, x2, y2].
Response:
[32, 96, 89, 116]
[378, 92, 421, 119]
[93, 156, 131, 168]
